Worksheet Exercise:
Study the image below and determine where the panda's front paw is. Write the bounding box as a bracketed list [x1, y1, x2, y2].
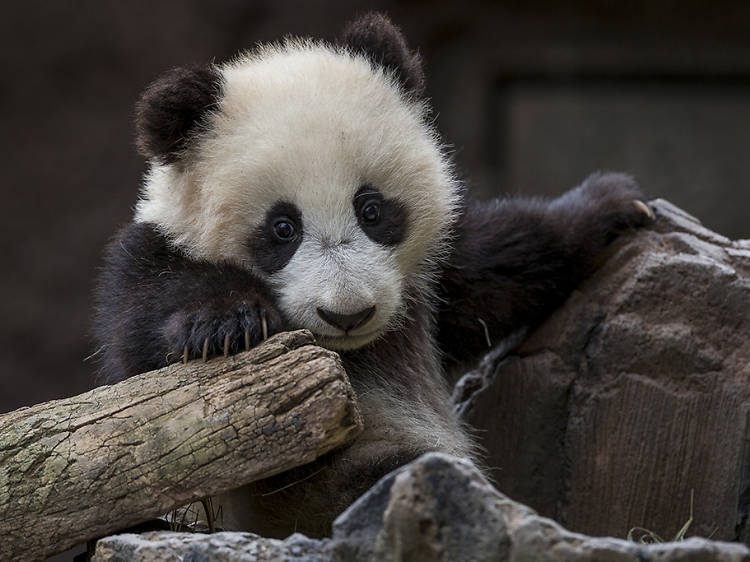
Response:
[164, 297, 283, 364]
[553, 171, 655, 247]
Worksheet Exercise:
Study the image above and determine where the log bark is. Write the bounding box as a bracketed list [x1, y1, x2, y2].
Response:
[0, 330, 363, 562]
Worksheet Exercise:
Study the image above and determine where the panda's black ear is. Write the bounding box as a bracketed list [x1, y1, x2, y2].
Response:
[135, 65, 223, 164]
[341, 12, 425, 97]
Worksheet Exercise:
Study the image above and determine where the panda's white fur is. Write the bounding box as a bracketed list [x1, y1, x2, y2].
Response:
[135, 41, 460, 351]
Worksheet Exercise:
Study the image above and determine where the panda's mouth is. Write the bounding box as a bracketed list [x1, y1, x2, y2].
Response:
[318, 330, 378, 340]
[313, 329, 382, 350]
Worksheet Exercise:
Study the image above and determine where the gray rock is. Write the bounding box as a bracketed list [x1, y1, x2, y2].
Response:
[458, 198, 750, 542]
[94, 454, 750, 561]
[331, 453, 513, 562]
[329, 453, 750, 562]
[91, 531, 329, 562]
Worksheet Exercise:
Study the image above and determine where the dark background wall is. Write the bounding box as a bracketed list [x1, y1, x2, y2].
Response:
[2, 0, 750, 473]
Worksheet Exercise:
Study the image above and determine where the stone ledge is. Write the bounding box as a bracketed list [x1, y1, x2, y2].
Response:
[94, 453, 750, 562]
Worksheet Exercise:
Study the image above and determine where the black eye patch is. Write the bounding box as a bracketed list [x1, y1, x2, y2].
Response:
[353, 185, 408, 246]
[249, 201, 303, 274]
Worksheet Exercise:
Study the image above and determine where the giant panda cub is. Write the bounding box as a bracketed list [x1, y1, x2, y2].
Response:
[95, 13, 653, 538]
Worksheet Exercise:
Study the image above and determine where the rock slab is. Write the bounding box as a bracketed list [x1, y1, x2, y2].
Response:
[92, 531, 328, 562]
[456, 199, 750, 542]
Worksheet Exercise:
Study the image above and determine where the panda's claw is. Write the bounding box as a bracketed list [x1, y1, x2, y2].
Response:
[173, 304, 276, 363]
[634, 199, 655, 221]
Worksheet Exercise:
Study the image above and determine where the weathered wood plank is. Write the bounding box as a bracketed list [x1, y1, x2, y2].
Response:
[0, 330, 363, 562]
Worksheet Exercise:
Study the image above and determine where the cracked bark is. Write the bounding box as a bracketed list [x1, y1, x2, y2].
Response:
[0, 330, 363, 562]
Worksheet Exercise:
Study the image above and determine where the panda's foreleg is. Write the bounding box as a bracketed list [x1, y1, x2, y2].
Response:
[436, 172, 653, 367]
[94, 222, 283, 382]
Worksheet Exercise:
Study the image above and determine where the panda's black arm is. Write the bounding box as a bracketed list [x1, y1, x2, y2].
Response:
[436, 172, 652, 368]
[94, 222, 282, 383]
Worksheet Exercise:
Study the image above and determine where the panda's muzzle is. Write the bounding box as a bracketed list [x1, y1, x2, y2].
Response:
[316, 305, 376, 333]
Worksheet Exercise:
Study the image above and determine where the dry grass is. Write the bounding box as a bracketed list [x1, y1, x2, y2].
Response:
[165, 496, 223, 533]
[627, 490, 717, 544]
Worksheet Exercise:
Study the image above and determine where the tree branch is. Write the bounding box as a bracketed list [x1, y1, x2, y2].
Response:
[0, 330, 363, 562]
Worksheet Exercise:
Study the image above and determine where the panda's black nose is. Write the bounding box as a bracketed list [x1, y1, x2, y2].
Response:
[317, 306, 376, 332]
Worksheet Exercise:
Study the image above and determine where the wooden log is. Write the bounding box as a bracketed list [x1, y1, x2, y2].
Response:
[0, 330, 363, 562]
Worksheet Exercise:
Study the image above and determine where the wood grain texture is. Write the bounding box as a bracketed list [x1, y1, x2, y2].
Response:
[0, 330, 363, 562]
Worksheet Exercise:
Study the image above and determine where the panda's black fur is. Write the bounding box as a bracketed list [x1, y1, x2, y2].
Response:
[95, 12, 652, 537]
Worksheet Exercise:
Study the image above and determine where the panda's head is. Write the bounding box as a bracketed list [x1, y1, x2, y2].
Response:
[133, 14, 459, 351]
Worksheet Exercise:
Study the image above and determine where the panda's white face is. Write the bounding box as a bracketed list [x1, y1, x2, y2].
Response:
[135, 42, 458, 350]
[259, 193, 405, 350]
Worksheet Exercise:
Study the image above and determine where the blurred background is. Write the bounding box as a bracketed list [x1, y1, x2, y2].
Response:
[2, 1, 750, 435]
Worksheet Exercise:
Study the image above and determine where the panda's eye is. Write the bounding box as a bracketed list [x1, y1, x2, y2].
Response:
[273, 219, 296, 241]
[353, 185, 408, 246]
[361, 200, 380, 224]
[251, 201, 303, 275]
